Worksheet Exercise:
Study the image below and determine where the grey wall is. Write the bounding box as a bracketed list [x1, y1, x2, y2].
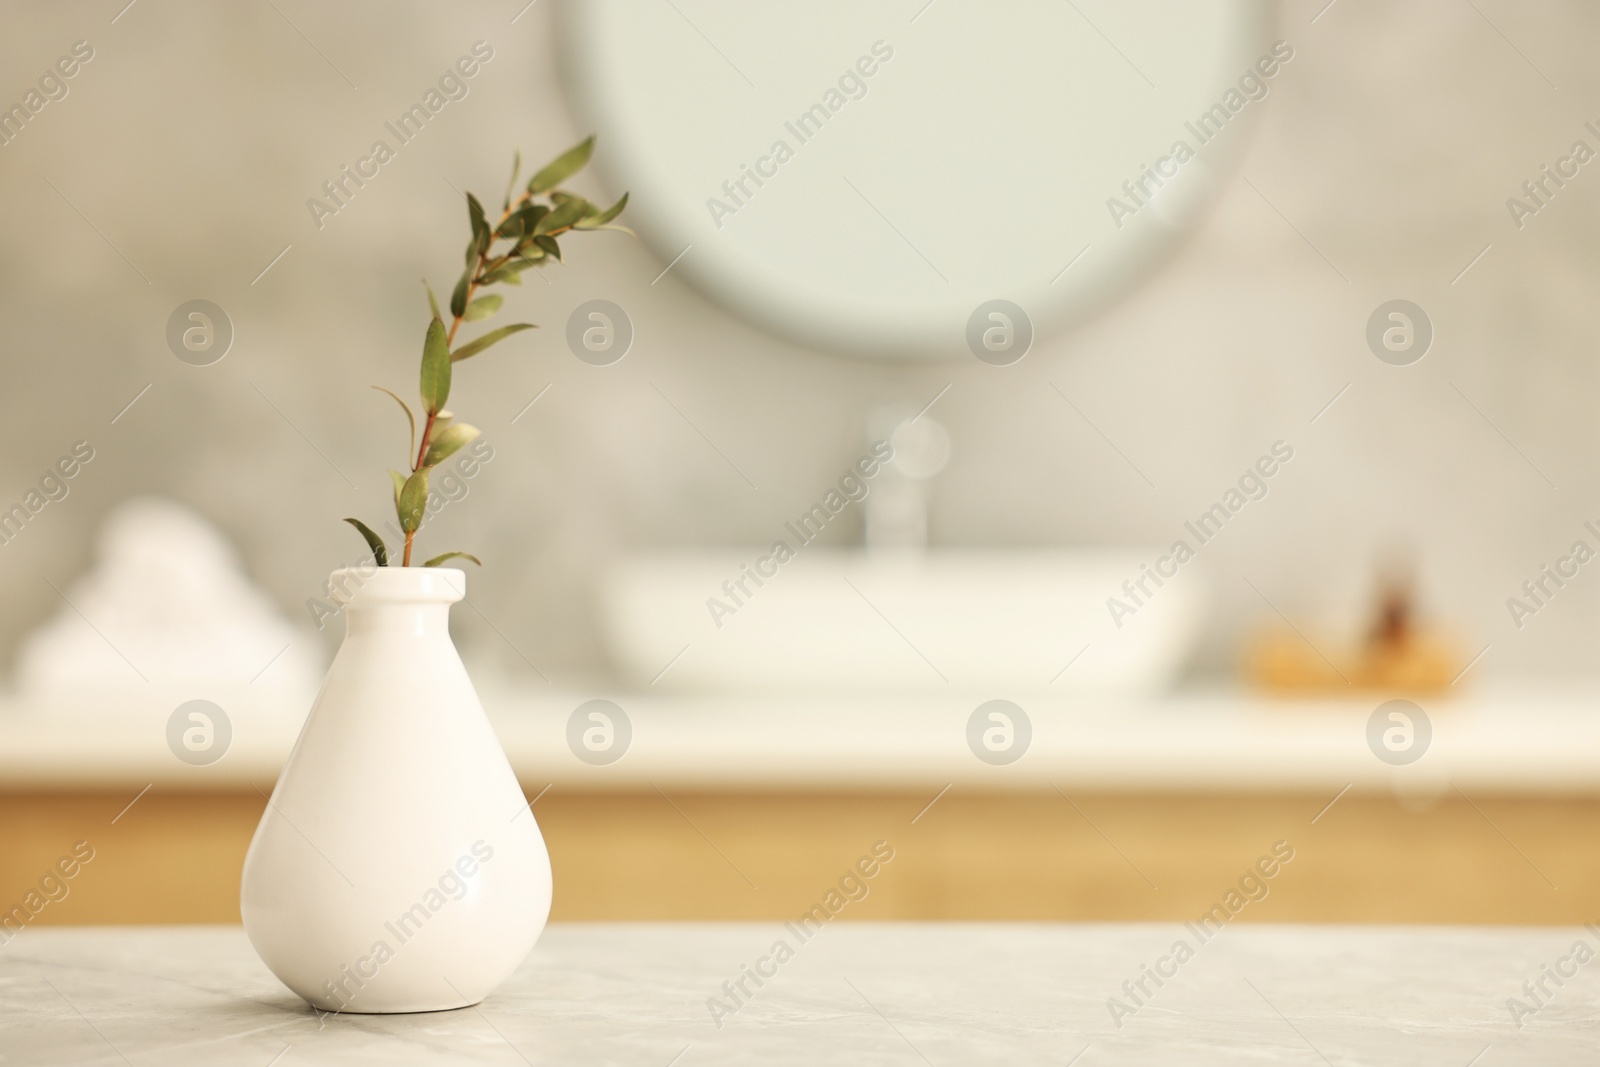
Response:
[0, 0, 1597, 687]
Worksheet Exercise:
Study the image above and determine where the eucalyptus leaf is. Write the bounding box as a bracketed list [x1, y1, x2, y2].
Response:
[480, 266, 524, 286]
[508, 243, 548, 269]
[534, 197, 587, 236]
[502, 150, 521, 211]
[575, 191, 629, 230]
[464, 292, 499, 321]
[423, 551, 482, 568]
[342, 517, 389, 567]
[526, 136, 594, 195]
[466, 193, 491, 264]
[424, 279, 442, 319]
[389, 470, 407, 511]
[518, 203, 549, 231]
[423, 423, 481, 467]
[371, 385, 416, 460]
[532, 234, 561, 261]
[419, 317, 451, 415]
[397, 468, 430, 534]
[550, 191, 596, 216]
[464, 294, 503, 321]
[449, 266, 471, 318]
[451, 323, 535, 362]
[496, 214, 525, 242]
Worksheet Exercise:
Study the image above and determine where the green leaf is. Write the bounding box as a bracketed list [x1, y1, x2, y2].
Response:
[532, 234, 561, 261]
[372, 385, 416, 460]
[534, 196, 588, 235]
[502, 149, 521, 211]
[397, 468, 430, 534]
[480, 266, 524, 286]
[420, 317, 451, 415]
[496, 213, 526, 242]
[509, 243, 548, 266]
[550, 191, 596, 215]
[524, 203, 550, 228]
[526, 136, 594, 195]
[424, 551, 482, 568]
[423, 423, 481, 467]
[451, 323, 535, 362]
[498, 204, 546, 243]
[466, 192, 491, 264]
[388, 470, 407, 512]
[464, 294, 502, 321]
[422, 422, 476, 463]
[449, 266, 471, 318]
[482, 248, 547, 286]
[342, 517, 388, 567]
[424, 279, 441, 319]
[574, 191, 629, 229]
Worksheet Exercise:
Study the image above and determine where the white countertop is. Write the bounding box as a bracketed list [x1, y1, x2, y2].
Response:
[1, 685, 1598, 794]
[1, 924, 1592, 1064]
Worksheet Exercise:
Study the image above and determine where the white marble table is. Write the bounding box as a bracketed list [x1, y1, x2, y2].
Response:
[1, 925, 1594, 1064]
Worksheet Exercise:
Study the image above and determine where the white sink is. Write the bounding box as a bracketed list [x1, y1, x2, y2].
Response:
[600, 550, 1205, 694]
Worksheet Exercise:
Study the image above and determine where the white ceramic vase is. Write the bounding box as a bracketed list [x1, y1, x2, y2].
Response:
[241, 567, 550, 1013]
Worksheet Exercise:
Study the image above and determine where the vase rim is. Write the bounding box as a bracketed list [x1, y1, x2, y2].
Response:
[326, 565, 466, 607]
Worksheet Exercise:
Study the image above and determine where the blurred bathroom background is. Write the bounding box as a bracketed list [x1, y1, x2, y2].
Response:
[0, 0, 1596, 693]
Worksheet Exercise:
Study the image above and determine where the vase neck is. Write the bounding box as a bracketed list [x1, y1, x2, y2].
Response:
[326, 567, 466, 640]
[344, 601, 454, 639]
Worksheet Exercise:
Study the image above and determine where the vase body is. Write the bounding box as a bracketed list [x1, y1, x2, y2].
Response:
[241, 567, 549, 1013]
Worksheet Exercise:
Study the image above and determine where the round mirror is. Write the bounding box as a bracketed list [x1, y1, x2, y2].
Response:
[560, 0, 1274, 360]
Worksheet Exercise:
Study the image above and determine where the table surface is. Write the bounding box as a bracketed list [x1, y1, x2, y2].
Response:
[0, 924, 1593, 1064]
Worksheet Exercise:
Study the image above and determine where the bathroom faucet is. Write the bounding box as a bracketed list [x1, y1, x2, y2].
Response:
[865, 404, 950, 553]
